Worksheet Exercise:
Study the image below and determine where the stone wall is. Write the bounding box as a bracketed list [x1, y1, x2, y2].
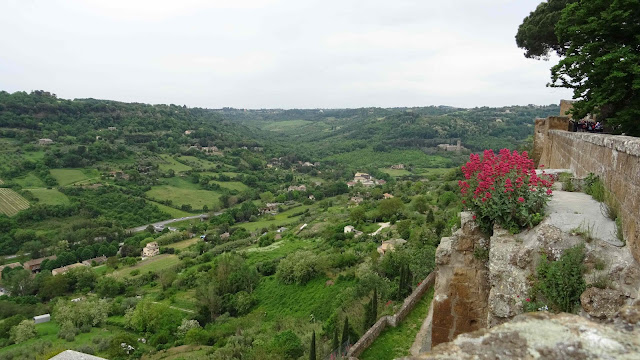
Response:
[536, 127, 640, 263]
[532, 116, 571, 165]
[559, 99, 575, 118]
[430, 212, 490, 347]
[346, 272, 436, 359]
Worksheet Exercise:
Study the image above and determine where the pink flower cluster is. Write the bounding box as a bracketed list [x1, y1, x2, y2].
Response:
[460, 149, 552, 202]
[458, 149, 554, 231]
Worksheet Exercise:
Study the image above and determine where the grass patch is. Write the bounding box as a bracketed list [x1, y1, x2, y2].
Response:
[0, 188, 30, 216]
[325, 149, 453, 169]
[169, 237, 201, 250]
[360, 287, 434, 360]
[157, 289, 198, 311]
[253, 276, 355, 321]
[262, 119, 313, 132]
[50, 169, 95, 186]
[146, 199, 192, 218]
[146, 185, 220, 210]
[414, 167, 454, 177]
[239, 205, 310, 232]
[243, 239, 311, 266]
[158, 155, 191, 172]
[13, 172, 46, 188]
[27, 188, 70, 205]
[92, 265, 109, 276]
[177, 156, 218, 169]
[110, 254, 180, 279]
[212, 181, 249, 192]
[379, 168, 412, 177]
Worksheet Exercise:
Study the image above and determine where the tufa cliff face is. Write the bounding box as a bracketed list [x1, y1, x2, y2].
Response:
[430, 212, 490, 347]
[410, 308, 640, 360]
[423, 188, 640, 356]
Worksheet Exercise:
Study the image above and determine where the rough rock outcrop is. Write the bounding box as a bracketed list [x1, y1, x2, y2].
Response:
[430, 212, 490, 347]
[408, 312, 640, 360]
[581, 287, 626, 319]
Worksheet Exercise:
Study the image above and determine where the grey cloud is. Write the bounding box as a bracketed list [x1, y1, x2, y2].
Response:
[0, 0, 572, 108]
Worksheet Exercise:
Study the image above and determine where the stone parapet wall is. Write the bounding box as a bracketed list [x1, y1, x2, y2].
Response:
[346, 272, 436, 359]
[533, 116, 571, 165]
[537, 129, 640, 263]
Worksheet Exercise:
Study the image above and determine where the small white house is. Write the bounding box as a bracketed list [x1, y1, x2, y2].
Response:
[33, 314, 50, 324]
[344, 225, 355, 233]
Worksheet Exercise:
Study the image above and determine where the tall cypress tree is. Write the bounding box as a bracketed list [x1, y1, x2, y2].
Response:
[341, 316, 350, 351]
[364, 297, 373, 328]
[372, 287, 378, 324]
[397, 265, 405, 299]
[405, 264, 413, 297]
[309, 330, 316, 360]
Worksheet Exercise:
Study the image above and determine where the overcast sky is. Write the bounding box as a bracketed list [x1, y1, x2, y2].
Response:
[0, 0, 572, 109]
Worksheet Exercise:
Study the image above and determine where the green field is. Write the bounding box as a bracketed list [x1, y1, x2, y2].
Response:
[360, 288, 434, 360]
[414, 168, 454, 178]
[325, 149, 453, 169]
[243, 239, 311, 266]
[253, 276, 355, 321]
[262, 119, 313, 132]
[110, 254, 180, 279]
[239, 205, 311, 232]
[50, 169, 98, 186]
[147, 199, 192, 218]
[0, 188, 30, 216]
[158, 155, 192, 172]
[177, 156, 218, 169]
[380, 168, 412, 177]
[27, 188, 70, 205]
[146, 185, 220, 210]
[169, 237, 201, 250]
[13, 172, 46, 188]
[212, 181, 249, 192]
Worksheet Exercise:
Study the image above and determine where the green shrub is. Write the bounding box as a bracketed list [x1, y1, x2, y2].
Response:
[75, 344, 95, 355]
[530, 245, 586, 313]
[584, 173, 605, 202]
[270, 330, 304, 359]
[276, 251, 325, 285]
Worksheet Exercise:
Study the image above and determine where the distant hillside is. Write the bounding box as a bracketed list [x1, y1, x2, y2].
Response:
[214, 105, 560, 161]
[0, 90, 262, 149]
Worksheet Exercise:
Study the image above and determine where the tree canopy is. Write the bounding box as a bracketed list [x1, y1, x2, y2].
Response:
[516, 0, 640, 135]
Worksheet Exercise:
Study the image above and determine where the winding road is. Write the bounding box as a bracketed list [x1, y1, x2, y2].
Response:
[127, 213, 220, 233]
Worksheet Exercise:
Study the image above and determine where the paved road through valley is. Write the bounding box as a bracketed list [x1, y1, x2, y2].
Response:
[127, 212, 221, 233]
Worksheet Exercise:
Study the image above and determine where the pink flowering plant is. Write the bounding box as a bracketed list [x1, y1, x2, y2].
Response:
[458, 149, 553, 234]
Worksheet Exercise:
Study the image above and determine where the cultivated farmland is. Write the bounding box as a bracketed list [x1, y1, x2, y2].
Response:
[0, 188, 30, 216]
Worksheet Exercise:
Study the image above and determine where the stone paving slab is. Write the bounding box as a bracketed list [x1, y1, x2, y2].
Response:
[544, 189, 624, 247]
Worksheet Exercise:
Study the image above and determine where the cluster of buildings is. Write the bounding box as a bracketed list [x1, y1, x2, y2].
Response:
[142, 242, 159, 258]
[188, 144, 220, 154]
[436, 140, 466, 152]
[347, 173, 387, 187]
[260, 202, 281, 215]
[0, 255, 109, 281]
[287, 185, 307, 192]
[377, 238, 407, 255]
[343, 225, 364, 237]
